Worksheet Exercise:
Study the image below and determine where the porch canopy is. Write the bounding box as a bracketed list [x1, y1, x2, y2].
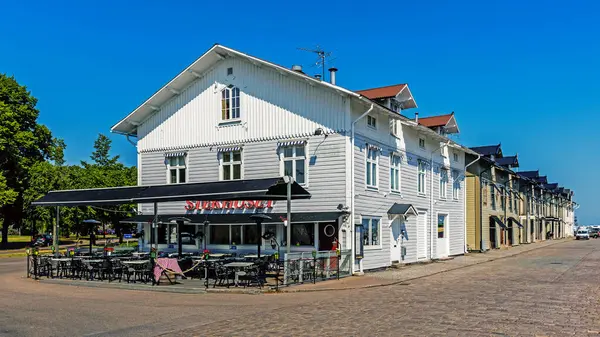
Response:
[508, 217, 524, 228]
[490, 215, 507, 229]
[31, 177, 311, 206]
[31, 177, 311, 257]
[387, 203, 418, 218]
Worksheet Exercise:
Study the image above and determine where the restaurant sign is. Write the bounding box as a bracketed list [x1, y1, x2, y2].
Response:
[185, 200, 275, 211]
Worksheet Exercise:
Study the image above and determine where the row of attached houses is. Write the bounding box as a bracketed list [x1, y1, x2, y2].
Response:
[110, 44, 576, 273]
[466, 145, 576, 252]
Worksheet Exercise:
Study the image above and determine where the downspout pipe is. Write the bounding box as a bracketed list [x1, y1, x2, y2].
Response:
[429, 141, 450, 260]
[351, 103, 373, 274]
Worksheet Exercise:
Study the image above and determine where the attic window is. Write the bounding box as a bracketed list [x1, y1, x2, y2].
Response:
[367, 115, 377, 129]
[453, 153, 459, 162]
[391, 100, 400, 112]
[419, 138, 426, 149]
[227, 67, 233, 76]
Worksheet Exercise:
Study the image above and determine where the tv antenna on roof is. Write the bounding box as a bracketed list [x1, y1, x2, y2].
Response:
[297, 45, 333, 80]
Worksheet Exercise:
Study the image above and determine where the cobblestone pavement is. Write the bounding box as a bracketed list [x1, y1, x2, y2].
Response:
[1, 239, 599, 336]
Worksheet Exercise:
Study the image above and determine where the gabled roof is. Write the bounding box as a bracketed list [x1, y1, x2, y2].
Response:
[518, 170, 539, 179]
[536, 176, 548, 184]
[544, 183, 559, 191]
[495, 155, 519, 168]
[418, 112, 459, 134]
[470, 144, 503, 157]
[356, 84, 407, 99]
[111, 44, 419, 136]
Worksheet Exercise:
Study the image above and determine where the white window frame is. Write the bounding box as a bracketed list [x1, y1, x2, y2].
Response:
[166, 155, 187, 184]
[362, 217, 382, 249]
[417, 160, 427, 195]
[452, 170, 460, 200]
[390, 154, 401, 193]
[389, 119, 399, 137]
[279, 143, 308, 186]
[419, 138, 426, 149]
[453, 152, 459, 162]
[367, 115, 377, 129]
[221, 85, 241, 122]
[220, 150, 243, 181]
[439, 168, 448, 199]
[365, 147, 379, 189]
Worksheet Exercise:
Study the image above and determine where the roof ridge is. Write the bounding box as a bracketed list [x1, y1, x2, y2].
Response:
[355, 83, 407, 92]
[418, 112, 454, 119]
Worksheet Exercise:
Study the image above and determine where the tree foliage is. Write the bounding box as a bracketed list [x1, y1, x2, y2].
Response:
[0, 74, 63, 247]
[0, 75, 137, 247]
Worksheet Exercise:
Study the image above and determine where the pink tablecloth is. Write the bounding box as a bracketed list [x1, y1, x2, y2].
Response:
[154, 258, 183, 282]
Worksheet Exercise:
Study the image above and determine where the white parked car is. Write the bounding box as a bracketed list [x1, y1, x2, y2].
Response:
[575, 229, 590, 240]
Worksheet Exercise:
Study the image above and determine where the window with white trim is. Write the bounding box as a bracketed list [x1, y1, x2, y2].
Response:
[390, 119, 399, 137]
[419, 138, 426, 149]
[280, 144, 306, 185]
[452, 170, 460, 199]
[167, 156, 186, 184]
[439, 168, 448, 199]
[418, 160, 426, 194]
[367, 115, 377, 128]
[366, 147, 379, 188]
[390, 154, 401, 193]
[453, 152, 459, 162]
[220, 150, 242, 180]
[221, 85, 240, 121]
[361, 217, 380, 247]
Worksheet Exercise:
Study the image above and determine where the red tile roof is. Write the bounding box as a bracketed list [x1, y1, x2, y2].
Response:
[418, 113, 454, 128]
[355, 84, 407, 99]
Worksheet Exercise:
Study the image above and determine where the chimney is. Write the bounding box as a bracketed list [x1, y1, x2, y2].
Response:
[291, 65, 303, 73]
[328, 67, 338, 85]
[415, 112, 419, 123]
[314, 74, 322, 81]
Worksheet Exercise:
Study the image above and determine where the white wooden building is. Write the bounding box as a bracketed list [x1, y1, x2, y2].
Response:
[112, 44, 478, 272]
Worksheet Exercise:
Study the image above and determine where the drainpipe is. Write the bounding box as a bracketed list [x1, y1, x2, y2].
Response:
[463, 154, 481, 253]
[429, 141, 449, 260]
[351, 103, 373, 273]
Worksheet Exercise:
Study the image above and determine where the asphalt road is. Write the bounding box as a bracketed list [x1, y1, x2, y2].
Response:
[1, 239, 599, 336]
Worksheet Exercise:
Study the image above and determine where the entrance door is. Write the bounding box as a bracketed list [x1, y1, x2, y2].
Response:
[507, 219, 514, 246]
[489, 218, 497, 249]
[390, 218, 402, 263]
[417, 211, 427, 260]
[318, 222, 338, 251]
[436, 214, 448, 258]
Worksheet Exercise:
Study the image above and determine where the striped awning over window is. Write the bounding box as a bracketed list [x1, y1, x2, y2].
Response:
[277, 140, 306, 147]
[217, 146, 242, 152]
[366, 143, 382, 152]
[164, 152, 186, 158]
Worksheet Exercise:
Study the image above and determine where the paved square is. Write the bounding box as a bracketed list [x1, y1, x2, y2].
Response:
[1, 239, 598, 336]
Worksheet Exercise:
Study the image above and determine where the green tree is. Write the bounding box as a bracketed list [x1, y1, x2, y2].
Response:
[0, 74, 62, 247]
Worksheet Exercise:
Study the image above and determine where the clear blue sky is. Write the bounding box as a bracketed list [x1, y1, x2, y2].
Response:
[1, 0, 597, 224]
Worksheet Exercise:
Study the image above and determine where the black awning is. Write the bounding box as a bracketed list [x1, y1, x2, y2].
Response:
[387, 203, 418, 217]
[490, 215, 507, 229]
[31, 177, 311, 207]
[544, 217, 559, 222]
[509, 217, 523, 228]
[120, 212, 342, 225]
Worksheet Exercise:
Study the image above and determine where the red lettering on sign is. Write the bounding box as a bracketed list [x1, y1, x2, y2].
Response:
[185, 200, 275, 210]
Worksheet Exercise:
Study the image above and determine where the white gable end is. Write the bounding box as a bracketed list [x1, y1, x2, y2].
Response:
[137, 56, 348, 152]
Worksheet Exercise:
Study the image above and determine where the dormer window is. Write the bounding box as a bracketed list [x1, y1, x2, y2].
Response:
[367, 115, 377, 129]
[221, 85, 240, 121]
[390, 100, 400, 112]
